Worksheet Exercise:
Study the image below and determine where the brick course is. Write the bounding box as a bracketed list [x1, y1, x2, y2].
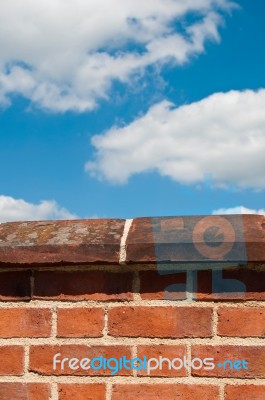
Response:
[0, 216, 264, 399]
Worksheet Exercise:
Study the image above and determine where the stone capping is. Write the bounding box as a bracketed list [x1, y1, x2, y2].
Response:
[0, 214, 264, 266]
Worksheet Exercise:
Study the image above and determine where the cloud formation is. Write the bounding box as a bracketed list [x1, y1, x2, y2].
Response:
[87, 88, 265, 189]
[0, 195, 77, 222]
[213, 206, 265, 215]
[0, 0, 233, 112]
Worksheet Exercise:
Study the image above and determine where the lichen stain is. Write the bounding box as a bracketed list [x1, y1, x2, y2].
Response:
[0, 219, 125, 247]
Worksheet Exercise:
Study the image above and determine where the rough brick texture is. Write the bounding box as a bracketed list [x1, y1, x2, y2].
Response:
[58, 384, 106, 400]
[0, 383, 50, 400]
[0, 216, 264, 400]
[0, 308, 51, 338]
[225, 385, 265, 400]
[0, 270, 31, 301]
[112, 384, 220, 400]
[108, 306, 213, 338]
[57, 307, 104, 337]
[218, 307, 265, 337]
[0, 264, 264, 399]
[34, 270, 133, 301]
[0, 346, 24, 375]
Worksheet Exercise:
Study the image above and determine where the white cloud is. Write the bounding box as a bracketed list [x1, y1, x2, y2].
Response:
[0, 195, 78, 222]
[87, 88, 265, 189]
[0, 0, 234, 112]
[213, 206, 265, 215]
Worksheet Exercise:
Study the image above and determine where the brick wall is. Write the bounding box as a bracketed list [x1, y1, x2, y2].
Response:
[0, 216, 264, 400]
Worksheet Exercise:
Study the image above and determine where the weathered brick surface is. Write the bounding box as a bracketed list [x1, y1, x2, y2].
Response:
[0, 215, 265, 400]
[225, 385, 265, 400]
[196, 269, 265, 301]
[139, 270, 187, 300]
[126, 215, 260, 264]
[34, 270, 133, 301]
[0, 264, 265, 399]
[0, 308, 51, 337]
[109, 306, 213, 338]
[57, 307, 104, 337]
[0, 219, 125, 265]
[0, 346, 24, 375]
[112, 384, 219, 400]
[58, 384, 106, 400]
[0, 270, 31, 301]
[1, 215, 265, 265]
[218, 307, 265, 337]
[0, 383, 50, 400]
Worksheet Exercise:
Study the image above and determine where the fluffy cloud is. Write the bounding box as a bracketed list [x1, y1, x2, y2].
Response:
[0, 195, 78, 222]
[87, 88, 265, 189]
[0, 0, 234, 112]
[213, 206, 265, 215]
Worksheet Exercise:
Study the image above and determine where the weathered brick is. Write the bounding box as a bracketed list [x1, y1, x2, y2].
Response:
[0, 346, 24, 375]
[139, 270, 186, 300]
[137, 345, 187, 377]
[192, 345, 265, 378]
[57, 308, 104, 337]
[0, 383, 50, 400]
[112, 384, 219, 400]
[126, 215, 251, 264]
[34, 270, 133, 301]
[109, 306, 213, 338]
[243, 214, 265, 261]
[196, 269, 265, 301]
[0, 270, 31, 301]
[225, 385, 265, 400]
[58, 384, 105, 400]
[218, 307, 265, 337]
[0, 308, 51, 338]
[29, 345, 132, 376]
[0, 219, 125, 265]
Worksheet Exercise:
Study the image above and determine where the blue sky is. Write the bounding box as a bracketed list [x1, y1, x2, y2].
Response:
[0, 0, 265, 221]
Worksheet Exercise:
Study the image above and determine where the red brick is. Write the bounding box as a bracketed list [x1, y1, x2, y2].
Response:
[196, 269, 265, 301]
[0, 383, 50, 400]
[139, 271, 186, 300]
[0, 270, 31, 301]
[192, 345, 265, 378]
[34, 270, 133, 301]
[243, 214, 265, 262]
[109, 306, 213, 338]
[1, 215, 265, 266]
[137, 345, 187, 377]
[218, 307, 265, 337]
[58, 384, 105, 400]
[0, 346, 24, 375]
[0, 219, 125, 265]
[57, 308, 104, 337]
[29, 345, 132, 376]
[112, 384, 219, 400]
[0, 308, 51, 338]
[225, 385, 265, 400]
[126, 215, 250, 264]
